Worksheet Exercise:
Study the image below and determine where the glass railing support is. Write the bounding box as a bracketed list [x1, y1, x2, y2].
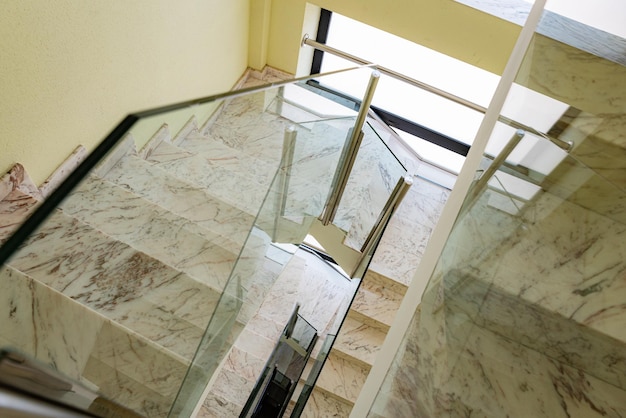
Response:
[320, 70, 380, 225]
[463, 129, 525, 214]
[273, 126, 298, 241]
[352, 175, 413, 278]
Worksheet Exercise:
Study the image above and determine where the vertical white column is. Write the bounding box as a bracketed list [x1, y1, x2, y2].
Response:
[350, 1, 548, 416]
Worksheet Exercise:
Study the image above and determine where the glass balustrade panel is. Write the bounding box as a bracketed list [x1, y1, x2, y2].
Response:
[334, 119, 408, 252]
[368, 12, 626, 415]
[0, 66, 374, 417]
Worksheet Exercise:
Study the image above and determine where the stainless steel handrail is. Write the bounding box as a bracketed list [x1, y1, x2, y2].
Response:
[352, 175, 413, 278]
[462, 130, 526, 213]
[319, 70, 381, 225]
[302, 35, 573, 152]
[273, 125, 298, 242]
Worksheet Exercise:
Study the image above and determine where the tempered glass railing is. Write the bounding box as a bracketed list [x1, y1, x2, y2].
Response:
[0, 66, 376, 417]
[239, 306, 317, 418]
[370, 132, 626, 417]
[289, 333, 336, 418]
[367, 19, 626, 414]
[335, 120, 407, 251]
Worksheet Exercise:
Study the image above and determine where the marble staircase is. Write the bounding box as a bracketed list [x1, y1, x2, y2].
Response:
[0, 76, 315, 415]
[0, 128, 263, 412]
[298, 270, 407, 417]
[197, 246, 358, 417]
[0, 67, 453, 417]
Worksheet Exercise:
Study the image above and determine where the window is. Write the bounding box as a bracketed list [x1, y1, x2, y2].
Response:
[308, 10, 571, 208]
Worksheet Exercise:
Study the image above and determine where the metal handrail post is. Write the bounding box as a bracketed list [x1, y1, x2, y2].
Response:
[319, 70, 380, 225]
[272, 125, 297, 242]
[462, 129, 525, 214]
[352, 175, 413, 278]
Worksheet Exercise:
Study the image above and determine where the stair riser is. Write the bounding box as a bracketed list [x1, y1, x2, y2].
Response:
[7, 211, 224, 359]
[60, 177, 237, 290]
[101, 156, 255, 248]
[0, 266, 190, 414]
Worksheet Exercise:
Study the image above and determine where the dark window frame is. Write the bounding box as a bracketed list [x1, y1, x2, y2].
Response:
[309, 9, 470, 157]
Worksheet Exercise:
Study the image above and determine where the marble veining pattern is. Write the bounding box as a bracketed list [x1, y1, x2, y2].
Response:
[454, 190, 626, 344]
[179, 132, 277, 188]
[1, 66, 447, 417]
[6, 210, 221, 359]
[61, 176, 237, 289]
[377, 31, 626, 411]
[201, 247, 356, 416]
[447, 271, 626, 392]
[39, 145, 88, 198]
[332, 316, 386, 367]
[143, 141, 268, 216]
[87, 320, 189, 398]
[82, 357, 170, 418]
[301, 389, 352, 418]
[101, 155, 255, 247]
[0, 265, 104, 382]
[0, 189, 40, 242]
[350, 280, 405, 330]
[316, 352, 369, 404]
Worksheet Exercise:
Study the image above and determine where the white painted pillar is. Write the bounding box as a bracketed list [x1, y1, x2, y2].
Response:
[350, 1, 548, 416]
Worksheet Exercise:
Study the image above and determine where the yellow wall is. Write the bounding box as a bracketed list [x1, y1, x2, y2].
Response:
[266, 0, 521, 76]
[249, 0, 273, 70]
[0, 0, 249, 185]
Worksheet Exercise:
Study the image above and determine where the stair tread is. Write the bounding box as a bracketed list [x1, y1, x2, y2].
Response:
[315, 351, 370, 405]
[61, 176, 237, 289]
[88, 320, 190, 399]
[333, 316, 386, 367]
[198, 392, 244, 418]
[301, 387, 353, 417]
[101, 155, 255, 248]
[364, 270, 408, 296]
[210, 367, 255, 408]
[201, 92, 288, 162]
[179, 132, 277, 187]
[144, 141, 269, 215]
[83, 357, 172, 418]
[6, 209, 228, 359]
[350, 277, 405, 330]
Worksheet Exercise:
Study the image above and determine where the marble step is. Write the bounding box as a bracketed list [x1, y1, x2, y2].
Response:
[202, 93, 290, 163]
[204, 370, 252, 415]
[100, 154, 255, 250]
[0, 265, 189, 415]
[313, 351, 370, 406]
[84, 320, 189, 407]
[197, 392, 244, 418]
[178, 132, 278, 188]
[60, 176, 237, 290]
[180, 134, 314, 220]
[0, 189, 40, 242]
[349, 271, 407, 332]
[179, 131, 333, 221]
[300, 387, 353, 418]
[83, 357, 172, 418]
[142, 140, 269, 216]
[332, 315, 387, 368]
[6, 209, 227, 360]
